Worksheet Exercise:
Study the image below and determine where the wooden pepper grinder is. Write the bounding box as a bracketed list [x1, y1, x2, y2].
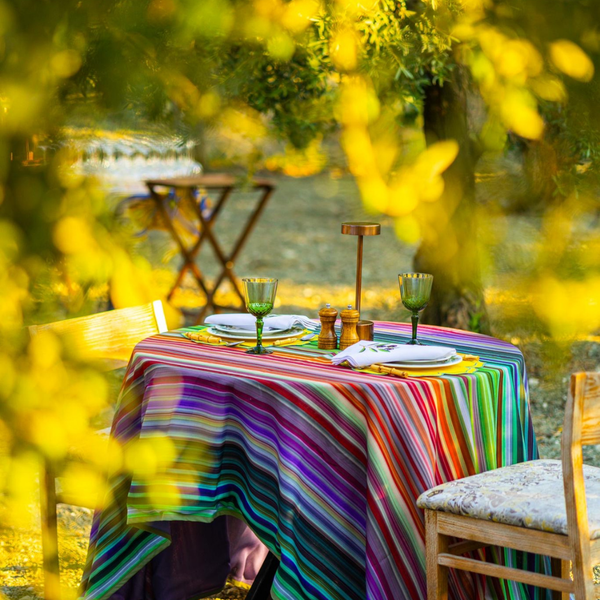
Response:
[340, 305, 360, 351]
[318, 304, 338, 350]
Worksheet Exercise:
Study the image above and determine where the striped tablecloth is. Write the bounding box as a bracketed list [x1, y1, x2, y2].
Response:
[80, 321, 544, 600]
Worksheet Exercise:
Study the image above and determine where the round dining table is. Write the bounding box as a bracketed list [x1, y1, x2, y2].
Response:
[79, 321, 547, 600]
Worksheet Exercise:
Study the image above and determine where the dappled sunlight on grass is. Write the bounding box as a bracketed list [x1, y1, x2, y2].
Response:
[0, 501, 91, 600]
[0, 497, 249, 600]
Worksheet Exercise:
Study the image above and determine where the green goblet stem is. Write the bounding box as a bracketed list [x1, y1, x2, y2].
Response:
[410, 312, 419, 345]
[255, 316, 264, 352]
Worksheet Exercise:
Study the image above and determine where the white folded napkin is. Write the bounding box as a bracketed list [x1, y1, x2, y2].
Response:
[331, 341, 456, 368]
[205, 313, 315, 331]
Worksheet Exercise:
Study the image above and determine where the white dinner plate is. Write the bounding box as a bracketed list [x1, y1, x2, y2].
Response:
[384, 354, 463, 369]
[206, 325, 305, 341]
[212, 323, 292, 336]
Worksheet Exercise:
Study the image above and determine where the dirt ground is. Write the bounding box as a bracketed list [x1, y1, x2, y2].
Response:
[2, 169, 599, 600]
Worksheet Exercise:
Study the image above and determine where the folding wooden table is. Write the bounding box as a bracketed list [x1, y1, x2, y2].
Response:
[145, 174, 275, 323]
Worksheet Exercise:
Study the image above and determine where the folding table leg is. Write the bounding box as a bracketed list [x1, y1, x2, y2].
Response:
[195, 184, 275, 323]
[245, 551, 280, 600]
[189, 189, 246, 311]
[147, 185, 211, 302]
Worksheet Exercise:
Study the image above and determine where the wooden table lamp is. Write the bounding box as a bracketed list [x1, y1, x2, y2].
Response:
[341, 222, 381, 314]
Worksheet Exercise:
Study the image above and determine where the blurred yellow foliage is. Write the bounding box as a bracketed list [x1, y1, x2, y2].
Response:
[61, 462, 108, 509]
[110, 251, 181, 328]
[29, 330, 62, 369]
[535, 276, 600, 338]
[530, 75, 567, 102]
[3, 452, 39, 528]
[267, 32, 296, 61]
[415, 141, 459, 182]
[341, 78, 459, 216]
[220, 106, 268, 142]
[281, 0, 319, 32]
[54, 217, 97, 255]
[188, 0, 234, 37]
[265, 138, 327, 176]
[146, 480, 183, 509]
[500, 90, 545, 140]
[255, 0, 282, 19]
[394, 214, 422, 244]
[550, 39, 595, 82]
[387, 177, 420, 216]
[50, 50, 82, 79]
[504, 40, 542, 78]
[339, 78, 380, 126]
[334, 0, 376, 16]
[2, 84, 43, 134]
[125, 436, 177, 480]
[198, 91, 222, 118]
[331, 28, 359, 72]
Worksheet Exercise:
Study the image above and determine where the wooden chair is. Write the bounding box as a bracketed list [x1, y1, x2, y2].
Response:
[418, 372, 600, 600]
[30, 300, 168, 600]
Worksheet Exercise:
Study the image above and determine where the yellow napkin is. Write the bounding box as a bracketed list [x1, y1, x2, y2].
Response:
[184, 331, 228, 345]
[269, 333, 312, 346]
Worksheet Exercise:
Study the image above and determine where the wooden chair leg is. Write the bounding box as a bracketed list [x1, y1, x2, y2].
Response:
[551, 558, 571, 600]
[40, 459, 60, 600]
[245, 551, 280, 600]
[425, 510, 449, 600]
[571, 555, 595, 600]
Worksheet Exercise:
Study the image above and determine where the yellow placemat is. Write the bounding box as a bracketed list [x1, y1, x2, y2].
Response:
[360, 354, 483, 378]
[183, 328, 313, 348]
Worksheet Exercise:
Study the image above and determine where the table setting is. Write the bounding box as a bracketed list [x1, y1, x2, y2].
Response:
[178, 270, 483, 380]
[193, 304, 316, 348]
[79, 222, 545, 600]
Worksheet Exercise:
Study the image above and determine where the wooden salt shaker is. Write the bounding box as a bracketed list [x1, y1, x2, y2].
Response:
[339, 305, 360, 351]
[318, 304, 338, 350]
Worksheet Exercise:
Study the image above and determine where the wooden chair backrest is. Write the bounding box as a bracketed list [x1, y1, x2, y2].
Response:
[562, 372, 600, 599]
[28, 300, 167, 368]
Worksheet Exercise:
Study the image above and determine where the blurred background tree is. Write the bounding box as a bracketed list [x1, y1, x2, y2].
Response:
[1, 0, 600, 593]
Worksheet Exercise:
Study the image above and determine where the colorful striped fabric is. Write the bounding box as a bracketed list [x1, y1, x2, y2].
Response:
[79, 321, 547, 600]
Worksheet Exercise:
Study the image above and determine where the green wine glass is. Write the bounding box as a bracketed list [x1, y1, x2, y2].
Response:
[398, 273, 433, 345]
[242, 277, 278, 355]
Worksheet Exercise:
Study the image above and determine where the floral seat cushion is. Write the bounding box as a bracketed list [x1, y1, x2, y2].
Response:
[417, 459, 600, 539]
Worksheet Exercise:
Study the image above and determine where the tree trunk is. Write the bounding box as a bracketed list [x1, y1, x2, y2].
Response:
[414, 67, 490, 333]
